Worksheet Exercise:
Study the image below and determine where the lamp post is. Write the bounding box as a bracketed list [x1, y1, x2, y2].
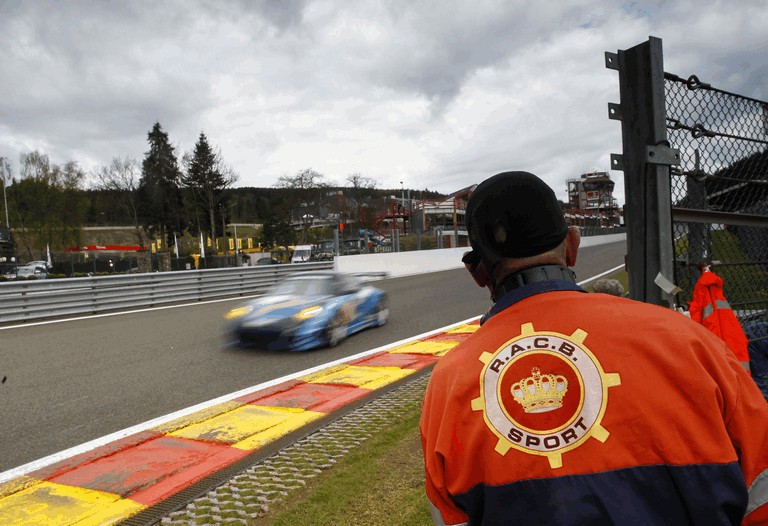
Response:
[301, 214, 313, 243]
[400, 181, 405, 235]
[1, 157, 9, 228]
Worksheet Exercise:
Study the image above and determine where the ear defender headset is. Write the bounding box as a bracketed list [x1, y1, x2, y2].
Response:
[464, 171, 570, 295]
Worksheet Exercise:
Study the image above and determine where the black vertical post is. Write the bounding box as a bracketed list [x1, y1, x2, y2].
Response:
[607, 36, 677, 307]
[333, 228, 340, 256]
[687, 150, 709, 280]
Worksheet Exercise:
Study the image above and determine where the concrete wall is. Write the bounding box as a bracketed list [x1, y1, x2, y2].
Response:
[335, 233, 625, 278]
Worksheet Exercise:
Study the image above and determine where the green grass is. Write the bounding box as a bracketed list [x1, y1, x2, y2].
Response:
[253, 403, 432, 526]
[675, 229, 768, 307]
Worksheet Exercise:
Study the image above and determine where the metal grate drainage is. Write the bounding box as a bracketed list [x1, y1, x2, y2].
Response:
[152, 373, 431, 525]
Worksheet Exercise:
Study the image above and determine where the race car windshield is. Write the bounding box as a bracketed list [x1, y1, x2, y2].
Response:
[272, 277, 332, 297]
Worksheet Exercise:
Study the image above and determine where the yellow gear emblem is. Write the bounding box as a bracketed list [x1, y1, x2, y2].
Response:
[471, 322, 621, 469]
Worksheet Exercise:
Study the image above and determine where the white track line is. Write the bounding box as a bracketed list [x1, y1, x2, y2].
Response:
[577, 263, 625, 287]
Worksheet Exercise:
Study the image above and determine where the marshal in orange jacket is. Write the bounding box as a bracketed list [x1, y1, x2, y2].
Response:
[421, 287, 768, 526]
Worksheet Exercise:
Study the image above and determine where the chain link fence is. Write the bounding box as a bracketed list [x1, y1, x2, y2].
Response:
[610, 37, 768, 394]
[665, 73, 768, 314]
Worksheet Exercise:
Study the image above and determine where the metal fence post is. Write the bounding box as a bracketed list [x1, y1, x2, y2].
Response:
[607, 36, 678, 307]
[333, 228, 340, 256]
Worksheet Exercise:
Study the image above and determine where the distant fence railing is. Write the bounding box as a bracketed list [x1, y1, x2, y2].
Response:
[579, 226, 627, 238]
[0, 262, 334, 325]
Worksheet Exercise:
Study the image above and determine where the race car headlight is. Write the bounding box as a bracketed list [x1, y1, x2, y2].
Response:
[294, 305, 323, 320]
[224, 306, 253, 320]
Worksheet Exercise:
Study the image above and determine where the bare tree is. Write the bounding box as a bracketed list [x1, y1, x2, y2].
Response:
[276, 168, 329, 243]
[12, 151, 88, 260]
[346, 172, 377, 229]
[91, 157, 145, 247]
[276, 167, 328, 192]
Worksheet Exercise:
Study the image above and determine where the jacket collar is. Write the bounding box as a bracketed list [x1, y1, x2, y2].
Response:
[482, 271, 586, 324]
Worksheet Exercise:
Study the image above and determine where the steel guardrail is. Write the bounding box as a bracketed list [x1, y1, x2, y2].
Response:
[0, 262, 335, 325]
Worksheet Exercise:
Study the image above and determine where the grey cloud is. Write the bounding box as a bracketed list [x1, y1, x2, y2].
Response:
[349, 2, 599, 113]
[248, 0, 308, 30]
[0, 0, 765, 196]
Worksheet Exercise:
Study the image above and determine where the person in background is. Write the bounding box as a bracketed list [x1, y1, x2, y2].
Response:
[420, 170, 768, 526]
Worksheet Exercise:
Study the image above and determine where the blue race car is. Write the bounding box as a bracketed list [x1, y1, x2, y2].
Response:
[224, 271, 390, 351]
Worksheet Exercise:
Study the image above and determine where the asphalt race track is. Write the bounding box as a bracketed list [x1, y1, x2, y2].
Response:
[0, 240, 625, 473]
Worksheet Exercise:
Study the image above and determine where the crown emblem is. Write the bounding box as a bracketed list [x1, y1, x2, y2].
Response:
[510, 367, 568, 413]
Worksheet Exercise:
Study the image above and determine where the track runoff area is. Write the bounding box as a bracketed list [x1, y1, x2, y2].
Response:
[0, 264, 623, 525]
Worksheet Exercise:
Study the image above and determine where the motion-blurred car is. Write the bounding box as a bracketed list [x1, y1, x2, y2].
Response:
[225, 271, 389, 351]
[255, 256, 280, 265]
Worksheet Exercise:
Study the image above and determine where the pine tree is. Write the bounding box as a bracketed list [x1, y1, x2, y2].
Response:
[138, 122, 184, 245]
[182, 132, 238, 254]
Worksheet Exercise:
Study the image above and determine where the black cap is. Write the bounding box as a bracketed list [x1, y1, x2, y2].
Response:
[466, 171, 568, 268]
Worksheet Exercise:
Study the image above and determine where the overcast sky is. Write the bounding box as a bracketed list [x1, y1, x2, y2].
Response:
[0, 0, 765, 204]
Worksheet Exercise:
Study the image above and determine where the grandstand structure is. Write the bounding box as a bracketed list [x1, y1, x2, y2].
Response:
[565, 171, 622, 227]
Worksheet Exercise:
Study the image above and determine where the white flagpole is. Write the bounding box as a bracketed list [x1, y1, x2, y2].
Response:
[199, 232, 205, 258]
[46, 243, 52, 269]
[174, 233, 179, 258]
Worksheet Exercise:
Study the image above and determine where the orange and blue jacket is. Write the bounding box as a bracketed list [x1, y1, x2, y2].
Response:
[421, 281, 768, 525]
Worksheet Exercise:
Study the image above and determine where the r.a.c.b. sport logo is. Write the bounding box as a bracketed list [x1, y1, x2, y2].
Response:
[471, 322, 621, 469]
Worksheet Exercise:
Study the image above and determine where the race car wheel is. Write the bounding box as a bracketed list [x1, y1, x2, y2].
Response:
[325, 312, 347, 347]
[375, 296, 390, 326]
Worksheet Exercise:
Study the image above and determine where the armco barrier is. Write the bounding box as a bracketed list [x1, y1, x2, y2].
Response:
[0, 262, 333, 325]
[0, 235, 625, 325]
